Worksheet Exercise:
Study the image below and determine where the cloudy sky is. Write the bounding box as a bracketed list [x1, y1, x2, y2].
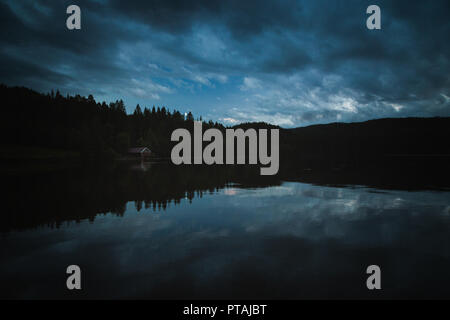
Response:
[1, 0, 449, 127]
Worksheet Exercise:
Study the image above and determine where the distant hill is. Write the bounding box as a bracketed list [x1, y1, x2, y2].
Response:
[277, 117, 450, 169]
[231, 121, 281, 130]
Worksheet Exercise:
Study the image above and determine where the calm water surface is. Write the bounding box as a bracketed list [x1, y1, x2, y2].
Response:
[1, 163, 450, 299]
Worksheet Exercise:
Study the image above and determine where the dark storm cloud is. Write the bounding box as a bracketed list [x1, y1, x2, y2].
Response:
[0, 0, 145, 95]
[107, 0, 304, 38]
[0, 51, 73, 85]
[0, 0, 449, 126]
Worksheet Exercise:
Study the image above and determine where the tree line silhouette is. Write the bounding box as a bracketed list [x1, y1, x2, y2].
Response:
[1, 83, 450, 171]
[0, 84, 224, 160]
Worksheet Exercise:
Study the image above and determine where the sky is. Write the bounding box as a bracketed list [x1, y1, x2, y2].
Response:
[0, 0, 449, 127]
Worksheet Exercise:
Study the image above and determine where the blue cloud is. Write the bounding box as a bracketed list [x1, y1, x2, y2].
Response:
[0, 0, 449, 127]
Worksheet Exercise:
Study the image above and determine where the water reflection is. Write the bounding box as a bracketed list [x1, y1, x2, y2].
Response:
[1, 162, 450, 299]
[1, 162, 281, 232]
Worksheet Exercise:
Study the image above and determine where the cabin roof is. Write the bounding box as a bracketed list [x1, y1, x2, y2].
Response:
[128, 147, 151, 153]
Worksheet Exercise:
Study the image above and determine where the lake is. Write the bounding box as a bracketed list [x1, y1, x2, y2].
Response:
[1, 162, 450, 299]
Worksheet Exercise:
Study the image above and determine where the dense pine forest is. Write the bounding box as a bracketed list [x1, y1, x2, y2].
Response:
[0, 84, 224, 160]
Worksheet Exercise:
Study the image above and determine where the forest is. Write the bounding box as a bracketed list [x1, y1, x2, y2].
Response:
[0, 84, 224, 160]
[1, 84, 450, 173]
